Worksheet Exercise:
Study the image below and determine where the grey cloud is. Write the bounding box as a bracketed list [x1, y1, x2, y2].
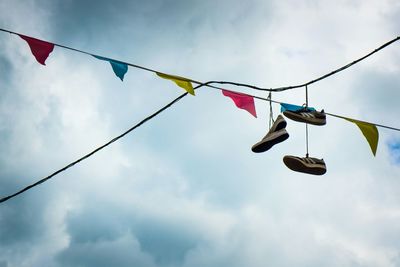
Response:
[350, 68, 400, 162]
[0, 190, 46, 245]
[57, 234, 157, 267]
[351, 69, 400, 114]
[0, 54, 13, 86]
[58, 202, 200, 266]
[132, 218, 197, 265]
[46, 0, 273, 64]
[64, 208, 126, 244]
[393, 252, 400, 267]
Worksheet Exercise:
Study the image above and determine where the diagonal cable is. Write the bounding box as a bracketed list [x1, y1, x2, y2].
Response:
[1, 81, 400, 204]
[0, 82, 208, 204]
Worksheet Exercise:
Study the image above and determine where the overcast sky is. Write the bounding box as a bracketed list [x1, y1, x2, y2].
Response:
[0, 0, 400, 266]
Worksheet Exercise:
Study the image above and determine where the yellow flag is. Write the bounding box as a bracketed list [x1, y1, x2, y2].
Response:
[346, 118, 379, 156]
[156, 72, 195, 95]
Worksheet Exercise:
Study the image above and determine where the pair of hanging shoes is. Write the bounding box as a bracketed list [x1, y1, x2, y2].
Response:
[252, 112, 327, 175]
[251, 114, 289, 153]
[282, 108, 327, 175]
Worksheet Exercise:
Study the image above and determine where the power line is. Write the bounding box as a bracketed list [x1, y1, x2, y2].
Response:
[0, 84, 205, 204]
[190, 36, 400, 91]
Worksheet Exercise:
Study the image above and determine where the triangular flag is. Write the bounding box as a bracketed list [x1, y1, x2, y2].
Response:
[280, 103, 315, 112]
[222, 90, 257, 117]
[93, 55, 128, 81]
[18, 34, 54, 65]
[345, 118, 379, 156]
[156, 72, 195, 95]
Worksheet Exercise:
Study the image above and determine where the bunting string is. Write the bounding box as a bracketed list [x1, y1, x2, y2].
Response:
[0, 28, 400, 203]
[1, 28, 399, 92]
[324, 112, 400, 132]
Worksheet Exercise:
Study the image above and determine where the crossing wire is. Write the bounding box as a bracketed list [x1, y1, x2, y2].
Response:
[1, 82, 399, 204]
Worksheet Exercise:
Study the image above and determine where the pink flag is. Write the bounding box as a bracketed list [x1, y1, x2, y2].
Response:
[222, 89, 257, 118]
[19, 34, 54, 65]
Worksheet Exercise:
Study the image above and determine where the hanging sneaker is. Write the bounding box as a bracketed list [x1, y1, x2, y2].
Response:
[252, 115, 289, 153]
[283, 155, 327, 175]
[283, 108, 326, 126]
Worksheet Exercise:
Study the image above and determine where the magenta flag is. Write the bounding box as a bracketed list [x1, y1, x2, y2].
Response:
[19, 34, 54, 65]
[222, 89, 257, 118]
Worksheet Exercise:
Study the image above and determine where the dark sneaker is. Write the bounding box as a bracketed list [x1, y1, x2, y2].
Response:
[283, 155, 327, 175]
[252, 115, 289, 153]
[283, 108, 326, 126]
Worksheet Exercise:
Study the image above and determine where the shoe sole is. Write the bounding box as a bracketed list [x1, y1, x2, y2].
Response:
[283, 111, 326, 126]
[252, 131, 289, 153]
[283, 156, 327, 175]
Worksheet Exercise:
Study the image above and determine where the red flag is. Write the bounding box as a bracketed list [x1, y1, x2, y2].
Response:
[19, 34, 54, 65]
[222, 90, 257, 118]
